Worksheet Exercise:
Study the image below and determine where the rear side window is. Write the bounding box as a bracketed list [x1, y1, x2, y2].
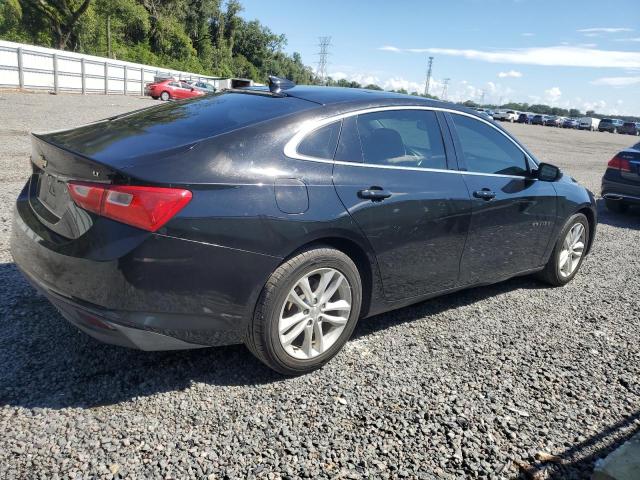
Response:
[297, 121, 341, 159]
[355, 110, 447, 169]
[451, 114, 528, 176]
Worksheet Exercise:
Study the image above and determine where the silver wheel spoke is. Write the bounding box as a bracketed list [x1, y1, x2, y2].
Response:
[288, 290, 310, 310]
[279, 311, 307, 334]
[320, 313, 348, 326]
[299, 277, 315, 304]
[313, 321, 325, 354]
[281, 320, 307, 347]
[321, 275, 344, 303]
[315, 270, 335, 300]
[324, 299, 350, 312]
[302, 324, 313, 357]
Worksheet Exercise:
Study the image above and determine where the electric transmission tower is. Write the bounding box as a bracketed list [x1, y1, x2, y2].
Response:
[316, 36, 331, 85]
[424, 56, 434, 96]
[441, 78, 450, 101]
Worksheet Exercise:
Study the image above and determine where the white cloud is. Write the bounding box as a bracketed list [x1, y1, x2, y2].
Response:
[378, 45, 640, 69]
[591, 76, 640, 87]
[521, 32, 535, 37]
[544, 87, 562, 105]
[498, 70, 523, 78]
[614, 37, 640, 42]
[329, 71, 381, 86]
[379, 45, 401, 53]
[577, 27, 634, 33]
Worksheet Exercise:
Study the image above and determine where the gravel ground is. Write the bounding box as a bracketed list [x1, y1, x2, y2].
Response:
[0, 92, 639, 479]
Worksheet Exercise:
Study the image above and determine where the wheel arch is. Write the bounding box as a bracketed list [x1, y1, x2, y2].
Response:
[279, 234, 382, 319]
[576, 206, 596, 255]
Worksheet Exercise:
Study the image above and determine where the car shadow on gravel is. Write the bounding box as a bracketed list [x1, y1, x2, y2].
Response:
[0, 262, 283, 410]
[352, 274, 548, 341]
[596, 198, 640, 230]
[517, 410, 640, 479]
[0, 260, 550, 410]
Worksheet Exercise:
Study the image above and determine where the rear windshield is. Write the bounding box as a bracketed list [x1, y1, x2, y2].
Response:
[42, 92, 315, 161]
[601, 119, 612, 123]
[623, 122, 635, 127]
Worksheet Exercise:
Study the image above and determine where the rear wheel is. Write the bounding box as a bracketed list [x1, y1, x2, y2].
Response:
[160, 91, 170, 101]
[537, 213, 589, 286]
[605, 199, 629, 213]
[246, 247, 362, 375]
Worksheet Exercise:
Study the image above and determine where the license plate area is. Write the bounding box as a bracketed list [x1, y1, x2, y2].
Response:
[37, 172, 71, 218]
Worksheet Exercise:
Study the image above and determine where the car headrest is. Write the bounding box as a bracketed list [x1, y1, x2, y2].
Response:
[363, 128, 405, 164]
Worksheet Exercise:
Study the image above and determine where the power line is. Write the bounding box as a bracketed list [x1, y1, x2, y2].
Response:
[424, 56, 434, 96]
[316, 36, 331, 85]
[441, 78, 450, 101]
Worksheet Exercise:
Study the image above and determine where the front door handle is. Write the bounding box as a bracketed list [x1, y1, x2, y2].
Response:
[473, 189, 496, 201]
[358, 186, 392, 201]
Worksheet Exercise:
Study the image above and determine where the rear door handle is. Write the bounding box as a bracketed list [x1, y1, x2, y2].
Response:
[473, 189, 496, 201]
[358, 186, 392, 201]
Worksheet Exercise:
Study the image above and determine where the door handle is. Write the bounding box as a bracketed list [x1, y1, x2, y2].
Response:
[473, 189, 496, 201]
[358, 186, 392, 201]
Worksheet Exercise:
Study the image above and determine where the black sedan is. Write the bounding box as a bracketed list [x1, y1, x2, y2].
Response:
[602, 143, 640, 212]
[11, 77, 597, 375]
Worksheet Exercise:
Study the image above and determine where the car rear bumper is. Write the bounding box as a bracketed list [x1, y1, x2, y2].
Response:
[601, 177, 640, 205]
[11, 186, 281, 350]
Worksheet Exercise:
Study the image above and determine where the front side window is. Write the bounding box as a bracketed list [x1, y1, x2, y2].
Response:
[297, 121, 341, 159]
[355, 110, 447, 169]
[451, 114, 528, 176]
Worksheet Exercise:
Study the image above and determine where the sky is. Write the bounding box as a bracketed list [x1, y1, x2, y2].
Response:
[239, 0, 640, 115]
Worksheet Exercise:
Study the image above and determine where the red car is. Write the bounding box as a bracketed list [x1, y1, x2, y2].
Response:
[146, 79, 206, 101]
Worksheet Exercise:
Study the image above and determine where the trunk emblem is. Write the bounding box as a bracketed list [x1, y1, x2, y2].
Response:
[92, 170, 100, 177]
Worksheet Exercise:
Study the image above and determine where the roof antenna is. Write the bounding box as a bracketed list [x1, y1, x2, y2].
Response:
[268, 76, 296, 95]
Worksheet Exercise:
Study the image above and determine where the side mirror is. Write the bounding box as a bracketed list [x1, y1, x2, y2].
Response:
[535, 163, 561, 182]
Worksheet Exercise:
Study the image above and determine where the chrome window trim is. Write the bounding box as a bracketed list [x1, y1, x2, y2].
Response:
[283, 105, 538, 179]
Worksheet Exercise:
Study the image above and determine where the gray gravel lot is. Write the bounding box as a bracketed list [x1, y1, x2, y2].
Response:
[0, 92, 639, 479]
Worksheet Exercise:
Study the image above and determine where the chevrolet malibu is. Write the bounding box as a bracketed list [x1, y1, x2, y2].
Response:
[11, 77, 597, 375]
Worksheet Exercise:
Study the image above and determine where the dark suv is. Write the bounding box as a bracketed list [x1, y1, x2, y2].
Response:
[619, 122, 640, 136]
[599, 119, 624, 133]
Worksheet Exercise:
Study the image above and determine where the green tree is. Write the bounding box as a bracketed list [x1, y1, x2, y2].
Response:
[28, 0, 92, 50]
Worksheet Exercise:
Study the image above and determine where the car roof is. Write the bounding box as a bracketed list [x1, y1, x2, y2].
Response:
[239, 85, 482, 117]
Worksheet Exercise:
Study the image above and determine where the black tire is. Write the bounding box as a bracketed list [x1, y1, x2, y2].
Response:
[246, 247, 362, 375]
[605, 199, 628, 213]
[151, 96, 159, 100]
[160, 91, 170, 101]
[536, 213, 589, 286]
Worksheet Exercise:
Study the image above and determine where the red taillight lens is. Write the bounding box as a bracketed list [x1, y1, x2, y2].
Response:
[67, 181, 192, 232]
[607, 155, 631, 172]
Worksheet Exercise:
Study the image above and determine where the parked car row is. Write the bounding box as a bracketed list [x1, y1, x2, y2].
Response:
[144, 78, 216, 101]
[490, 109, 639, 135]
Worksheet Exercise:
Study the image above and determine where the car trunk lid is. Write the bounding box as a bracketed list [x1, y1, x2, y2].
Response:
[28, 134, 122, 239]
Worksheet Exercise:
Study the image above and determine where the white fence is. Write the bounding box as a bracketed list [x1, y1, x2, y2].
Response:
[0, 40, 247, 94]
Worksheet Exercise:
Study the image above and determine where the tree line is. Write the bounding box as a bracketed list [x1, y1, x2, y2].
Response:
[0, 1, 635, 120]
[0, 0, 316, 83]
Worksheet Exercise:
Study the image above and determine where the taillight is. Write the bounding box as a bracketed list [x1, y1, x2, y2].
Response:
[67, 181, 192, 232]
[607, 155, 631, 172]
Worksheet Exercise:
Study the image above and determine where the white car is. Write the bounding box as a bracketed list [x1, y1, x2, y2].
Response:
[493, 110, 519, 122]
[578, 117, 600, 131]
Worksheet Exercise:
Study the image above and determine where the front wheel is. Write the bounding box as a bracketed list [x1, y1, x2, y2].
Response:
[537, 213, 589, 286]
[246, 247, 362, 375]
[160, 91, 170, 101]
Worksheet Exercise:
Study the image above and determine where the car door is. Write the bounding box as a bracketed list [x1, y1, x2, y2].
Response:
[445, 112, 557, 285]
[332, 108, 471, 301]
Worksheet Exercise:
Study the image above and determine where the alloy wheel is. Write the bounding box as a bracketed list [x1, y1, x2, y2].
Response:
[558, 223, 586, 278]
[278, 268, 352, 360]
